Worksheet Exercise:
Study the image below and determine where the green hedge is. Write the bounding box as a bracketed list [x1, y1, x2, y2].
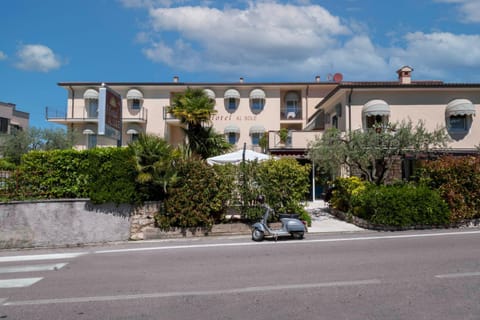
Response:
[419, 156, 480, 222]
[156, 159, 230, 229]
[86, 148, 140, 204]
[14, 149, 90, 199]
[351, 183, 450, 227]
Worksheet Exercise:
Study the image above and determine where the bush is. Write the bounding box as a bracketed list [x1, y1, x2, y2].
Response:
[419, 156, 480, 222]
[329, 176, 367, 212]
[156, 159, 230, 229]
[351, 183, 450, 227]
[256, 158, 311, 215]
[14, 149, 90, 199]
[86, 147, 140, 204]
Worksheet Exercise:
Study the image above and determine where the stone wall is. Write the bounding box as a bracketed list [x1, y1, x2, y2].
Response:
[0, 200, 252, 248]
[0, 199, 132, 249]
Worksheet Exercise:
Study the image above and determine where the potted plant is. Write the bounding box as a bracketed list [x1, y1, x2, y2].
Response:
[279, 128, 289, 146]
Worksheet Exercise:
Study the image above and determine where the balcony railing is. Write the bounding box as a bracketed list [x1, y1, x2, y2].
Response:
[268, 130, 323, 150]
[46, 107, 147, 123]
[280, 107, 303, 120]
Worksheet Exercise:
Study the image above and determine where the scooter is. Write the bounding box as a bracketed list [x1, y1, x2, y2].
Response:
[251, 197, 307, 242]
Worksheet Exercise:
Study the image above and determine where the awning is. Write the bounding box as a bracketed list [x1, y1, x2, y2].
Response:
[82, 129, 95, 135]
[126, 89, 143, 100]
[362, 99, 390, 116]
[203, 88, 216, 100]
[126, 128, 139, 135]
[224, 89, 240, 99]
[249, 125, 265, 134]
[83, 89, 99, 100]
[250, 89, 266, 100]
[446, 99, 476, 117]
[224, 125, 240, 134]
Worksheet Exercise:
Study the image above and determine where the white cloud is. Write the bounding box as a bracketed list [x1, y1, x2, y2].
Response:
[139, 2, 370, 79]
[388, 32, 480, 80]
[15, 44, 63, 72]
[0, 51, 7, 60]
[126, 1, 480, 82]
[435, 0, 480, 23]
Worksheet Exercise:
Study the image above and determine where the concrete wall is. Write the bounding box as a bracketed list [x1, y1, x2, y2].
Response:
[0, 199, 132, 249]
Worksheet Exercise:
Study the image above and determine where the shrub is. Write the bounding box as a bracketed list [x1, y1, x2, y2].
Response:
[15, 149, 90, 199]
[86, 147, 140, 204]
[256, 157, 311, 216]
[329, 176, 367, 212]
[351, 183, 450, 227]
[419, 156, 480, 222]
[156, 159, 230, 229]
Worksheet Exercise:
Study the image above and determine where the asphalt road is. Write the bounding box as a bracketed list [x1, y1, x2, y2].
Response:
[1, 229, 480, 320]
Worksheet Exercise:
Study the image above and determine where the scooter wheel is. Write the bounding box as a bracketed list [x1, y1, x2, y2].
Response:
[292, 232, 304, 240]
[252, 229, 264, 242]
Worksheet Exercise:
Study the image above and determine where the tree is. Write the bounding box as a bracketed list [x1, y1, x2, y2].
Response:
[128, 133, 179, 200]
[1, 127, 76, 164]
[308, 120, 450, 185]
[168, 88, 232, 159]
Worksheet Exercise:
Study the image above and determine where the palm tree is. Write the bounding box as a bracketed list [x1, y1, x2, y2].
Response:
[128, 133, 178, 200]
[168, 88, 232, 159]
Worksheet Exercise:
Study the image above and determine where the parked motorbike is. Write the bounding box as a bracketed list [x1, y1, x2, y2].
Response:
[251, 196, 307, 242]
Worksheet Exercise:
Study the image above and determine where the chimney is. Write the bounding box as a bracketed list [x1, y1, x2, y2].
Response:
[239, 77, 244, 83]
[315, 75, 320, 83]
[397, 66, 413, 84]
[173, 76, 179, 83]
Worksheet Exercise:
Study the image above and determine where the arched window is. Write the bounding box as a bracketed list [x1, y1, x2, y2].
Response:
[83, 89, 99, 118]
[126, 89, 144, 110]
[362, 99, 390, 129]
[445, 99, 475, 133]
[249, 89, 266, 113]
[224, 89, 240, 112]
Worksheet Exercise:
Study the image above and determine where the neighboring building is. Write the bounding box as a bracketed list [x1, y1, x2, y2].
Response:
[47, 67, 480, 161]
[0, 101, 30, 155]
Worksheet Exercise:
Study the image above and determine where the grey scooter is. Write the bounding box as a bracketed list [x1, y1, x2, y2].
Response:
[251, 197, 307, 242]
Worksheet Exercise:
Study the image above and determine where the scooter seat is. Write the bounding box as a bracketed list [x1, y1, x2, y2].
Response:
[279, 214, 300, 219]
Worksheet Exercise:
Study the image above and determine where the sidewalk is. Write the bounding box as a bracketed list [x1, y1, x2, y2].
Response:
[305, 200, 365, 233]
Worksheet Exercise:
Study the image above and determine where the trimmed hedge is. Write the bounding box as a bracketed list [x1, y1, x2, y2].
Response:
[351, 183, 451, 227]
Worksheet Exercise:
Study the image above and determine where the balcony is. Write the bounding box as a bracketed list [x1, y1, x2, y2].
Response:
[46, 107, 147, 124]
[268, 130, 323, 150]
[280, 107, 303, 121]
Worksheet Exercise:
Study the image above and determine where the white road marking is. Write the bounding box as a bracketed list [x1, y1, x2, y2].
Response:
[95, 230, 480, 255]
[0, 252, 85, 263]
[435, 272, 480, 279]
[2, 279, 381, 306]
[0, 263, 67, 274]
[0, 277, 43, 288]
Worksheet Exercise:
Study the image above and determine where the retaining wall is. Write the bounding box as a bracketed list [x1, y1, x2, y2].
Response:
[0, 199, 132, 249]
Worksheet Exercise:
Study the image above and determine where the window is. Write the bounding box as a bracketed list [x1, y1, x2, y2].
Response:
[366, 115, 385, 129]
[131, 99, 141, 110]
[131, 133, 139, 142]
[87, 99, 98, 118]
[251, 133, 261, 146]
[284, 91, 299, 119]
[87, 134, 97, 149]
[251, 99, 264, 112]
[227, 98, 237, 111]
[0, 117, 8, 133]
[227, 132, 237, 144]
[332, 115, 338, 129]
[449, 115, 467, 131]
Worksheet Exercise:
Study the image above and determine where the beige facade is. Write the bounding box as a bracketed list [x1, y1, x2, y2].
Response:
[307, 67, 480, 154]
[48, 79, 336, 152]
[48, 68, 480, 156]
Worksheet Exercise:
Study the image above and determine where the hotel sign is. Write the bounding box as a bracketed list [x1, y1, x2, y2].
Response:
[98, 85, 122, 141]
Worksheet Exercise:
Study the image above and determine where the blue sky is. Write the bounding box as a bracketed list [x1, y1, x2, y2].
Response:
[1, 0, 479, 128]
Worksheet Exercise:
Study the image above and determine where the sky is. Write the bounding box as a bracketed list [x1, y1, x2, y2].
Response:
[1, 0, 480, 128]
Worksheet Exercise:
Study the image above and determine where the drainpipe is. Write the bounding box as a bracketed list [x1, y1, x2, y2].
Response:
[69, 86, 75, 118]
[348, 87, 353, 133]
